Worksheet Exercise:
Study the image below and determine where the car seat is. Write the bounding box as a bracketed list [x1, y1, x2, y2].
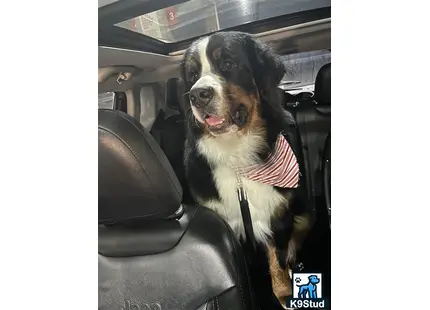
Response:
[98, 109, 257, 310]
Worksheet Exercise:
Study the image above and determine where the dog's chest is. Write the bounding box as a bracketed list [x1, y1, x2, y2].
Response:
[197, 134, 288, 244]
[208, 166, 286, 243]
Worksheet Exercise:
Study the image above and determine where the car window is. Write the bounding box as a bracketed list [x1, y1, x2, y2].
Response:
[98, 92, 115, 109]
[281, 49, 331, 92]
[115, 0, 330, 43]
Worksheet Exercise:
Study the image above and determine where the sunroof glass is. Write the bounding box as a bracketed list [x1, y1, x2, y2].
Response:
[115, 0, 330, 43]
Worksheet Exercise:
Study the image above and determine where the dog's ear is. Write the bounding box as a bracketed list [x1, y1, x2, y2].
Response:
[246, 35, 285, 95]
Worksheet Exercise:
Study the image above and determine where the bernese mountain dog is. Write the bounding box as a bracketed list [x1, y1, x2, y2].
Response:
[180, 31, 311, 306]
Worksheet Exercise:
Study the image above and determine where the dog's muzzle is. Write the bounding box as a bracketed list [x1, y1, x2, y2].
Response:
[190, 86, 214, 108]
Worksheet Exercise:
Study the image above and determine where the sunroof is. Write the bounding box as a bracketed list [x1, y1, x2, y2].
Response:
[115, 0, 330, 43]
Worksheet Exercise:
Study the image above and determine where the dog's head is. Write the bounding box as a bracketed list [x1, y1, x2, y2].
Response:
[308, 275, 320, 284]
[180, 31, 285, 136]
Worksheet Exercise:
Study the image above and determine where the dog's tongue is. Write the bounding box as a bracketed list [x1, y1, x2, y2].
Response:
[205, 115, 224, 126]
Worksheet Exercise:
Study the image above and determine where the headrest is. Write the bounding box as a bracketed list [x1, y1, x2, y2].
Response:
[98, 110, 182, 224]
[314, 63, 331, 106]
[165, 78, 185, 111]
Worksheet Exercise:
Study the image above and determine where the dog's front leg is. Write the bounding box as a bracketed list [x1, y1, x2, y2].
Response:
[267, 243, 292, 308]
[268, 208, 294, 308]
[287, 212, 311, 266]
[270, 207, 310, 268]
[287, 189, 312, 266]
[270, 206, 293, 270]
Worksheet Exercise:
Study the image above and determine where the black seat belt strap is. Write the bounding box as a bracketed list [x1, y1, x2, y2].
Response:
[237, 186, 257, 251]
[236, 173, 257, 252]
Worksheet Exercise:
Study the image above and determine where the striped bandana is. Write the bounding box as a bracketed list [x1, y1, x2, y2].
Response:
[238, 134, 300, 188]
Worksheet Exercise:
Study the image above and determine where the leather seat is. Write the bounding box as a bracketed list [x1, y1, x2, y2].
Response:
[314, 63, 331, 226]
[284, 63, 331, 300]
[98, 109, 256, 310]
[283, 63, 331, 207]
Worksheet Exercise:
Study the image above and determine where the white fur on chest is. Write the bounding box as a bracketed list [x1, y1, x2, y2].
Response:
[197, 133, 287, 245]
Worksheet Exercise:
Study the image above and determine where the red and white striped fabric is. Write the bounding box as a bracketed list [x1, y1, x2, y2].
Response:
[239, 134, 299, 188]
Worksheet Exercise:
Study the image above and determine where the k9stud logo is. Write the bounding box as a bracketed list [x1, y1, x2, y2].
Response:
[286, 273, 328, 309]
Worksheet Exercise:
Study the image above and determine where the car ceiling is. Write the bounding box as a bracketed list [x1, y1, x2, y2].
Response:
[98, 17, 330, 93]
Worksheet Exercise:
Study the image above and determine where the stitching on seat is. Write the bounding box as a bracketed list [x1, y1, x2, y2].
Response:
[214, 296, 219, 310]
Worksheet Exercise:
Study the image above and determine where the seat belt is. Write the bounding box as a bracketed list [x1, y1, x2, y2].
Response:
[236, 173, 257, 252]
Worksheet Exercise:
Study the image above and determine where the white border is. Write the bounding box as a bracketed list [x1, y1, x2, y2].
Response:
[1, 1, 430, 309]
[333, 0, 430, 309]
[1, 1, 96, 309]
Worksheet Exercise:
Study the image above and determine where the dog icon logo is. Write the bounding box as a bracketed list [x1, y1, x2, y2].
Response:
[292, 273, 322, 299]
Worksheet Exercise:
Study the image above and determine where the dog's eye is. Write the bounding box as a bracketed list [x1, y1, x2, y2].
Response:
[222, 60, 236, 71]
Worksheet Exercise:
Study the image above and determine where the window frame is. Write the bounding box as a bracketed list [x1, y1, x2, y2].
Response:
[99, 0, 331, 55]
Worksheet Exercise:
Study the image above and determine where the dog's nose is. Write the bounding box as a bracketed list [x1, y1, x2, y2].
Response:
[189, 86, 214, 108]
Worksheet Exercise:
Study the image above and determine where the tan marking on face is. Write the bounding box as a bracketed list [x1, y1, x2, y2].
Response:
[225, 84, 263, 134]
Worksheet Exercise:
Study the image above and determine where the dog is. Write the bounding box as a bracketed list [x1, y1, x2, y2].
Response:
[179, 31, 311, 305]
[297, 275, 320, 299]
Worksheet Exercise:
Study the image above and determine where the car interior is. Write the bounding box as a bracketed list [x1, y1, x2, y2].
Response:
[98, 1, 331, 309]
